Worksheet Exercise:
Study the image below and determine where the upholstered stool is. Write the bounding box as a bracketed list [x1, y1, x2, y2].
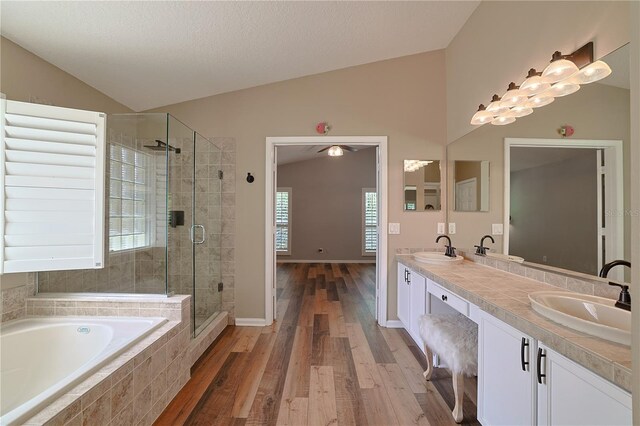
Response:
[419, 313, 478, 423]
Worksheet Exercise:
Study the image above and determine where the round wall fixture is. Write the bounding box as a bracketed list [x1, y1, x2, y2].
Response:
[246, 173, 255, 183]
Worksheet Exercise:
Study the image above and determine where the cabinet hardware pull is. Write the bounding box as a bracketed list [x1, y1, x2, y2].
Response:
[537, 348, 546, 384]
[521, 338, 529, 371]
[407, 271, 411, 285]
[441, 294, 448, 302]
[404, 269, 408, 283]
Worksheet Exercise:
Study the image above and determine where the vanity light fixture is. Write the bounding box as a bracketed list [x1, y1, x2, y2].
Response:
[327, 145, 344, 157]
[404, 160, 433, 172]
[470, 104, 494, 125]
[471, 42, 611, 127]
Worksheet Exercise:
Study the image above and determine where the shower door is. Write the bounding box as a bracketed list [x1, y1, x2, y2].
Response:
[192, 133, 222, 335]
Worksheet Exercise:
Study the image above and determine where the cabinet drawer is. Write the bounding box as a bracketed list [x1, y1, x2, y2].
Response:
[428, 281, 469, 316]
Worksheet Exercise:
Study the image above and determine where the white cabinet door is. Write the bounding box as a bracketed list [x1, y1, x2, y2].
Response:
[537, 344, 631, 426]
[397, 263, 411, 329]
[408, 270, 426, 345]
[478, 311, 535, 425]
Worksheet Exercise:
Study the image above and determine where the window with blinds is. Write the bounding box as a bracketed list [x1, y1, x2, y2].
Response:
[1, 99, 106, 273]
[363, 188, 377, 255]
[275, 188, 291, 255]
[108, 144, 151, 252]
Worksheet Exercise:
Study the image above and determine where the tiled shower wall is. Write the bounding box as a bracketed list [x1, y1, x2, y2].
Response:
[217, 138, 236, 323]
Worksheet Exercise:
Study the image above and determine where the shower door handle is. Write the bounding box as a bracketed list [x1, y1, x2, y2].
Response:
[190, 225, 206, 244]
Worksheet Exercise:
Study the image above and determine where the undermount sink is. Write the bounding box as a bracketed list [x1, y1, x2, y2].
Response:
[529, 291, 630, 346]
[412, 252, 464, 265]
[486, 252, 524, 263]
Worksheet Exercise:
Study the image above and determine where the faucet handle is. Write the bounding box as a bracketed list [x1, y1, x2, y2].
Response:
[609, 282, 631, 310]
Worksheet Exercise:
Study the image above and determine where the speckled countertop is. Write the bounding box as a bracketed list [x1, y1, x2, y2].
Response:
[396, 255, 632, 392]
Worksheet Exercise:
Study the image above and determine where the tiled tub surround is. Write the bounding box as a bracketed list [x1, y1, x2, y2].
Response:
[1, 273, 36, 323]
[397, 255, 632, 392]
[15, 295, 192, 425]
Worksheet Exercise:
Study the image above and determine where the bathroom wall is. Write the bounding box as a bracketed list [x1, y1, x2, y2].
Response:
[146, 50, 447, 320]
[276, 147, 377, 262]
[510, 150, 598, 275]
[446, 1, 630, 143]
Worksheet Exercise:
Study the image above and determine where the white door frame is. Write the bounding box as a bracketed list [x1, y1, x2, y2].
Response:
[265, 136, 389, 326]
[504, 138, 624, 272]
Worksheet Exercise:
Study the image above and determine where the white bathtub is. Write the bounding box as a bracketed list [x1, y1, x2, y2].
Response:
[0, 316, 167, 425]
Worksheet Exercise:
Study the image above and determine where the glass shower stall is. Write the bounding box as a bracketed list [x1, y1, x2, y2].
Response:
[36, 113, 222, 336]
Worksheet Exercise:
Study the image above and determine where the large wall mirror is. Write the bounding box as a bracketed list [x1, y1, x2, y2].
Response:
[447, 43, 630, 283]
[403, 160, 442, 211]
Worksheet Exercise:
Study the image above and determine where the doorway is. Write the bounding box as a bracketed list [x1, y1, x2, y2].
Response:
[265, 136, 388, 326]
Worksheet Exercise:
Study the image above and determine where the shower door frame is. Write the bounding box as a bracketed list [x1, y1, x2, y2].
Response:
[264, 136, 389, 327]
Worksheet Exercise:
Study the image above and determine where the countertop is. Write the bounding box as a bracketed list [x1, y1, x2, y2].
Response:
[396, 255, 632, 392]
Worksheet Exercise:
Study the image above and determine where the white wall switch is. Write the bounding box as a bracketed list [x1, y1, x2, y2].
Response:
[448, 223, 456, 234]
[437, 223, 445, 234]
[492, 224, 504, 235]
[389, 223, 401, 235]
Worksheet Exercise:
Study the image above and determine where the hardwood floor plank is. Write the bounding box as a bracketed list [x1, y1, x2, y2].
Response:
[345, 322, 383, 389]
[380, 327, 427, 393]
[361, 386, 399, 426]
[297, 295, 315, 328]
[311, 314, 331, 366]
[275, 397, 308, 426]
[328, 301, 347, 338]
[232, 327, 262, 352]
[308, 366, 338, 426]
[377, 363, 430, 426]
[330, 337, 369, 426]
[232, 333, 278, 418]
[281, 326, 313, 399]
[326, 281, 339, 301]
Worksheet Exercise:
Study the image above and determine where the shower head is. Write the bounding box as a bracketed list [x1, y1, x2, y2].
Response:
[143, 139, 181, 154]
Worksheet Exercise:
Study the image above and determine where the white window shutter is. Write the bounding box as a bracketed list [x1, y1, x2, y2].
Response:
[0, 99, 106, 273]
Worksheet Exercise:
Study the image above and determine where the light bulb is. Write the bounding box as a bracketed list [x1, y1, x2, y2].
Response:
[327, 146, 343, 157]
[567, 60, 612, 84]
[525, 94, 555, 108]
[542, 59, 579, 83]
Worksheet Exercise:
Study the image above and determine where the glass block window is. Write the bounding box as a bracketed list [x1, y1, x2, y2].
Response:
[109, 144, 150, 251]
[276, 188, 291, 255]
[363, 189, 377, 255]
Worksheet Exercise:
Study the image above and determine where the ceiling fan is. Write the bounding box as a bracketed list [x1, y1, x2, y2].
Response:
[317, 145, 357, 156]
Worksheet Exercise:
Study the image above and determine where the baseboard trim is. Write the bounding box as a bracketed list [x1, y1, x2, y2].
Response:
[277, 259, 376, 264]
[235, 317, 267, 326]
[385, 320, 404, 328]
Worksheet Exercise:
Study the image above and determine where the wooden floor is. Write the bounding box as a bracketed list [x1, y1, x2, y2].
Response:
[155, 263, 479, 426]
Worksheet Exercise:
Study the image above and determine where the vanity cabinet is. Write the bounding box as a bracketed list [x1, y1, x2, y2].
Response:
[536, 344, 631, 426]
[478, 311, 536, 426]
[397, 263, 426, 344]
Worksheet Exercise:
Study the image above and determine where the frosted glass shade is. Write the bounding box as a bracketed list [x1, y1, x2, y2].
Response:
[327, 146, 343, 156]
[486, 100, 509, 115]
[500, 88, 527, 108]
[491, 115, 516, 126]
[525, 94, 555, 108]
[520, 75, 551, 96]
[542, 59, 579, 83]
[470, 109, 494, 125]
[547, 81, 580, 97]
[506, 106, 533, 118]
[568, 61, 612, 84]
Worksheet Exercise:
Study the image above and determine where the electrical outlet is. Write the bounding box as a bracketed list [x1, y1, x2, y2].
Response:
[317, 248, 324, 253]
[448, 223, 456, 234]
[437, 223, 445, 234]
[492, 224, 504, 235]
[389, 223, 400, 235]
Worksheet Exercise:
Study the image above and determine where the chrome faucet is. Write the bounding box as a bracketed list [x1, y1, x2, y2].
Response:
[474, 235, 495, 256]
[599, 260, 631, 311]
[436, 235, 456, 258]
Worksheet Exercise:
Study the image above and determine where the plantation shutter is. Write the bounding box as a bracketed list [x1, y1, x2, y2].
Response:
[0, 99, 106, 273]
[363, 189, 377, 254]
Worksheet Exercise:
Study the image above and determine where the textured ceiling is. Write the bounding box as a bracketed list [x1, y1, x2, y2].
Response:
[1, 1, 479, 111]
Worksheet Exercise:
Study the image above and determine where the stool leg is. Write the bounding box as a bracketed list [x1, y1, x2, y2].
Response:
[422, 343, 433, 381]
[452, 373, 464, 423]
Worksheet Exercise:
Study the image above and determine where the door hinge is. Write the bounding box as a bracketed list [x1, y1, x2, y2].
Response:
[218, 282, 224, 292]
[218, 170, 223, 179]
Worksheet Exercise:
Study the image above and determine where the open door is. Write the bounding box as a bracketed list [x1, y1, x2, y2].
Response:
[597, 147, 625, 281]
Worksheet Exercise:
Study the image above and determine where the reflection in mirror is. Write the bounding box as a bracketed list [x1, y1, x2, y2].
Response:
[403, 160, 441, 211]
[453, 160, 489, 212]
[446, 43, 630, 282]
